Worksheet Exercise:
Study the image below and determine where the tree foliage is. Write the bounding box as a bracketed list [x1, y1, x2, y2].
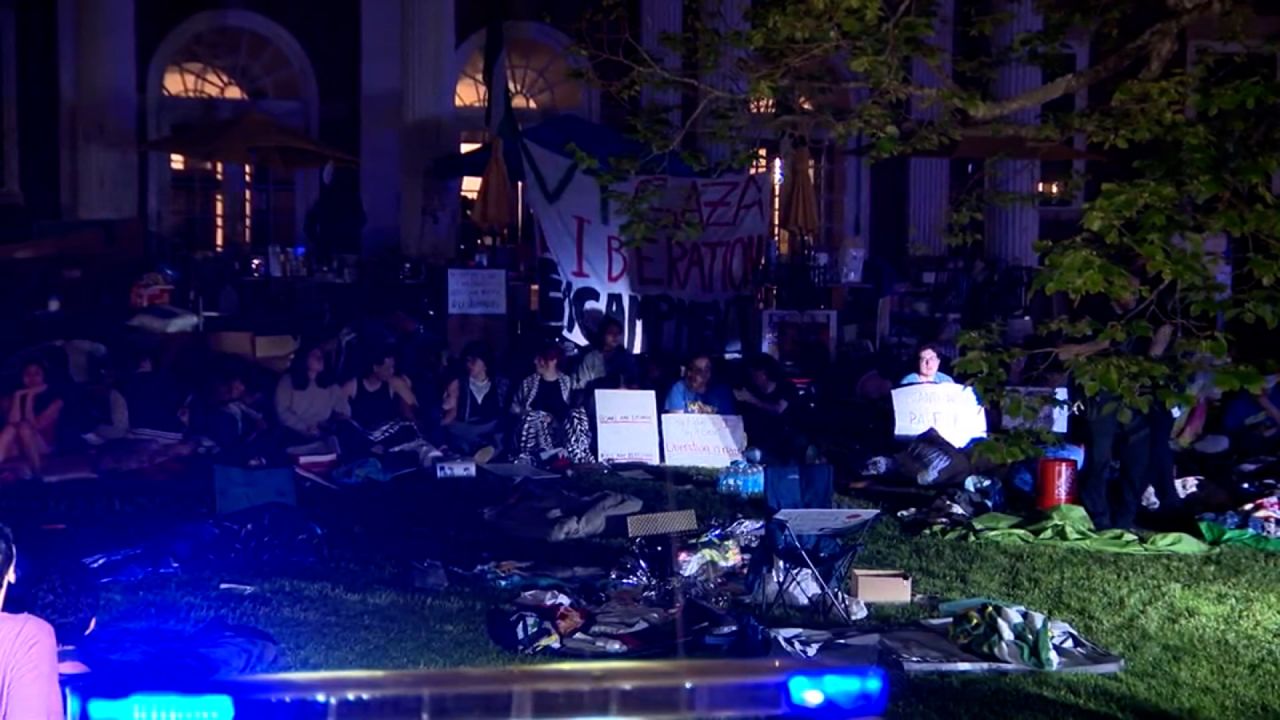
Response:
[579, 0, 1280, 460]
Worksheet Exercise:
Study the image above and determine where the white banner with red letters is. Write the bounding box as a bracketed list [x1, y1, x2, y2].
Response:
[523, 141, 768, 352]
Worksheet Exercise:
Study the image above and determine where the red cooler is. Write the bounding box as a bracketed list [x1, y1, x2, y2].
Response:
[1036, 458, 1078, 510]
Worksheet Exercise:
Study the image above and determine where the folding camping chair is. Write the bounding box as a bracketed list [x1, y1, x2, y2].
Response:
[754, 464, 880, 624]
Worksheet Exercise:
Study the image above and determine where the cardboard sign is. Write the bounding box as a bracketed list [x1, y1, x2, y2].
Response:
[1001, 387, 1070, 434]
[447, 269, 507, 315]
[892, 383, 987, 448]
[595, 389, 661, 464]
[661, 413, 746, 467]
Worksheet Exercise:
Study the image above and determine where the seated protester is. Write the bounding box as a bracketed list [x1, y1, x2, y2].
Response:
[900, 343, 956, 385]
[441, 342, 509, 460]
[78, 363, 130, 445]
[19, 562, 98, 676]
[194, 369, 269, 462]
[571, 317, 638, 392]
[274, 345, 349, 443]
[511, 344, 593, 464]
[734, 354, 807, 463]
[0, 361, 64, 475]
[0, 524, 63, 718]
[340, 349, 422, 453]
[665, 353, 735, 414]
[119, 350, 186, 435]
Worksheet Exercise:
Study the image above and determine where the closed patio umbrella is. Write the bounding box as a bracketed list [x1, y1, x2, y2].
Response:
[780, 145, 820, 237]
[471, 136, 516, 231]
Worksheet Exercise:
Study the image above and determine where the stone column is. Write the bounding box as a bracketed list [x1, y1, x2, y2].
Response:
[907, 0, 953, 256]
[400, 0, 458, 260]
[699, 0, 748, 166]
[640, 0, 682, 125]
[361, 0, 403, 255]
[74, 0, 138, 219]
[985, 0, 1042, 267]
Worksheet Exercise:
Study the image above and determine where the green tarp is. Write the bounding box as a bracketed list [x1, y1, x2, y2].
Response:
[1198, 520, 1280, 553]
[936, 505, 1212, 554]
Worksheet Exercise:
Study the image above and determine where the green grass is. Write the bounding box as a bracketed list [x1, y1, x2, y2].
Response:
[96, 476, 1280, 719]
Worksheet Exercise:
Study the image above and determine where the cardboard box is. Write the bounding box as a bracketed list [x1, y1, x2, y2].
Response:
[849, 569, 912, 604]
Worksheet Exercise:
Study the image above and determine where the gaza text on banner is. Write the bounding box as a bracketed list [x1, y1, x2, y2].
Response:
[522, 141, 768, 351]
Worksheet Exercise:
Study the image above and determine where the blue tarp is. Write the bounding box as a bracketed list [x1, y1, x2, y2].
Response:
[431, 114, 698, 180]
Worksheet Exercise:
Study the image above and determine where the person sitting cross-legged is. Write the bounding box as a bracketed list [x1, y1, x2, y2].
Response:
[441, 342, 509, 462]
[511, 344, 593, 465]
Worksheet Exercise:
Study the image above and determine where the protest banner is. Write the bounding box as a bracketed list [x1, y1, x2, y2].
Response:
[892, 384, 988, 448]
[522, 141, 768, 353]
[595, 389, 661, 464]
[661, 414, 746, 467]
[447, 269, 507, 315]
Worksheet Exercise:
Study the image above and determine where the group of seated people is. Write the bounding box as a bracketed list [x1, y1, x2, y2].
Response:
[0, 314, 829, 476]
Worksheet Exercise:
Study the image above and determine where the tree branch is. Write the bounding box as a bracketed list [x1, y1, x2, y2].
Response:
[966, 0, 1232, 122]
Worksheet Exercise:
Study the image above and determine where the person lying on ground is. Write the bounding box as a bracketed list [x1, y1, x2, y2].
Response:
[441, 342, 509, 460]
[0, 361, 64, 475]
[899, 344, 955, 386]
[275, 344, 349, 443]
[0, 524, 63, 719]
[665, 353, 735, 415]
[511, 344, 593, 464]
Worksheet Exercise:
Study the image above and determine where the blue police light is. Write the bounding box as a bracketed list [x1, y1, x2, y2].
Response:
[787, 668, 888, 715]
[85, 693, 235, 720]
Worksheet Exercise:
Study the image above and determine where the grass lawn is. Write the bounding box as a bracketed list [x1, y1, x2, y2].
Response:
[93, 474, 1280, 719]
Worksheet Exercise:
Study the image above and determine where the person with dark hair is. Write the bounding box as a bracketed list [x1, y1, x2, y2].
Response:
[734, 354, 806, 462]
[118, 349, 186, 435]
[511, 344, 592, 464]
[195, 367, 268, 461]
[900, 344, 955, 385]
[571, 317, 638, 393]
[275, 345, 349, 442]
[665, 353, 734, 414]
[441, 342, 509, 461]
[0, 361, 64, 474]
[23, 563, 98, 676]
[0, 524, 63, 718]
[343, 347, 418, 431]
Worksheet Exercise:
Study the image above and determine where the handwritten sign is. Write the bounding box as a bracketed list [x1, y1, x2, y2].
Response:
[892, 383, 987, 448]
[596, 389, 661, 464]
[1001, 387, 1070, 434]
[661, 414, 746, 467]
[447, 269, 507, 315]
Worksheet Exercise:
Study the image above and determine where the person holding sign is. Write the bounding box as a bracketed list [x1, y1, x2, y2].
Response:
[665, 353, 735, 415]
[900, 344, 956, 386]
[511, 344, 593, 465]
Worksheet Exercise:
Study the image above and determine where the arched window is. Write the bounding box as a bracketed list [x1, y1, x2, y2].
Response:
[454, 36, 583, 113]
[151, 14, 316, 252]
[162, 62, 249, 100]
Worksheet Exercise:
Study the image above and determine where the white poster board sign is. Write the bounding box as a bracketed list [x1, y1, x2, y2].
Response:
[661, 414, 746, 467]
[1001, 387, 1070, 434]
[892, 383, 987, 448]
[447, 269, 507, 315]
[595, 389, 661, 464]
